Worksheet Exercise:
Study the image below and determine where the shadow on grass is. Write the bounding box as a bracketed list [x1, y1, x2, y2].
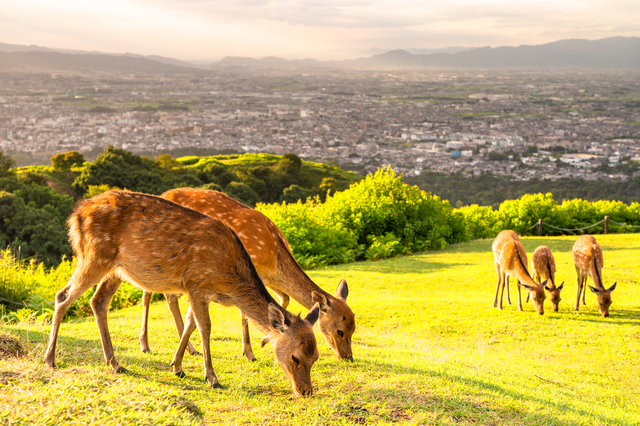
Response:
[345, 259, 468, 275]
[337, 358, 629, 426]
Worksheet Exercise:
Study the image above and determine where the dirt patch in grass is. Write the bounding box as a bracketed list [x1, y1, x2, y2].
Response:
[0, 333, 25, 360]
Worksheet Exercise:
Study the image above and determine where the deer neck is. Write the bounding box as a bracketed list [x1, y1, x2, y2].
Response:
[232, 283, 283, 340]
[275, 246, 331, 310]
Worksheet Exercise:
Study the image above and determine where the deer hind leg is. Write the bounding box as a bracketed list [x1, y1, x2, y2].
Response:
[241, 311, 257, 362]
[139, 291, 153, 353]
[188, 298, 222, 389]
[505, 276, 512, 306]
[91, 273, 126, 373]
[517, 280, 523, 311]
[45, 262, 110, 369]
[171, 306, 197, 379]
[165, 293, 199, 356]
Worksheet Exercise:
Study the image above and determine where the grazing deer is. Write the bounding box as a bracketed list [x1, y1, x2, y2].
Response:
[572, 235, 616, 317]
[530, 246, 564, 312]
[44, 190, 320, 397]
[492, 230, 548, 314]
[138, 187, 355, 362]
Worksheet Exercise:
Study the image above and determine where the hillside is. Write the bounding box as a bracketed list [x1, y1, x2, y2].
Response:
[1, 234, 638, 424]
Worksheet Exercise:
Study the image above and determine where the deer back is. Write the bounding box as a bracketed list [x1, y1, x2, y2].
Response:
[531, 246, 556, 287]
[572, 235, 604, 288]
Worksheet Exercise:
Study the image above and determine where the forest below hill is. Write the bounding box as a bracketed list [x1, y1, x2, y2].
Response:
[406, 172, 640, 208]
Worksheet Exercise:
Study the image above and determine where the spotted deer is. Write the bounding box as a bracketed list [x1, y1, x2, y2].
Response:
[492, 230, 548, 314]
[138, 187, 355, 362]
[44, 190, 320, 397]
[572, 234, 616, 317]
[529, 246, 564, 312]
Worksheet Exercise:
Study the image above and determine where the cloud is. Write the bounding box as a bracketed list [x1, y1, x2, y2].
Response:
[1, 0, 639, 60]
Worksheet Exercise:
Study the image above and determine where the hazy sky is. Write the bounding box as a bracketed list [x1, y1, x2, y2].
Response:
[2, 0, 639, 61]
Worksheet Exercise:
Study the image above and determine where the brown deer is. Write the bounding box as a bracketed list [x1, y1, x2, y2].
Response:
[529, 246, 564, 312]
[138, 187, 355, 362]
[492, 230, 548, 314]
[572, 235, 616, 317]
[44, 190, 321, 397]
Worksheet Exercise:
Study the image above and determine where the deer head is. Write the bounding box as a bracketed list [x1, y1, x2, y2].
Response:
[519, 280, 548, 315]
[588, 283, 617, 317]
[268, 303, 320, 397]
[544, 282, 564, 312]
[311, 279, 356, 361]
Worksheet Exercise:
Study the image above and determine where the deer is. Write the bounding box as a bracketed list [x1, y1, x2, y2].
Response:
[572, 234, 616, 317]
[44, 190, 321, 397]
[492, 230, 548, 315]
[137, 187, 355, 362]
[529, 246, 564, 312]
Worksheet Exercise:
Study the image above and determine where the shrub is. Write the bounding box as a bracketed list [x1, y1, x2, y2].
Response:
[257, 199, 359, 269]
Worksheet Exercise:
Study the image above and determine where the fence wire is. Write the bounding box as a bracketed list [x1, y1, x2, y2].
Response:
[529, 217, 640, 235]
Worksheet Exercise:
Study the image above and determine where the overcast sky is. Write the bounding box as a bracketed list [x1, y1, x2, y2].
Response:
[2, 0, 639, 61]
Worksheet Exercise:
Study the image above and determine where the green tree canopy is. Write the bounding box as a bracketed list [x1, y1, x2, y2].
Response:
[51, 151, 85, 172]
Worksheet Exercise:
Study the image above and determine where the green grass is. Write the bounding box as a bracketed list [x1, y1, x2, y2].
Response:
[1, 234, 639, 424]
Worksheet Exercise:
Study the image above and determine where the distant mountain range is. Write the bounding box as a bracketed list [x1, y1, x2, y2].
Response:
[1, 37, 639, 73]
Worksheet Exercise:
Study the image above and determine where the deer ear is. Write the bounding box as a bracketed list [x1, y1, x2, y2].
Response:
[588, 285, 600, 294]
[557, 282, 564, 291]
[268, 304, 288, 333]
[304, 303, 320, 326]
[311, 291, 330, 312]
[518, 282, 534, 291]
[608, 282, 617, 292]
[336, 279, 349, 301]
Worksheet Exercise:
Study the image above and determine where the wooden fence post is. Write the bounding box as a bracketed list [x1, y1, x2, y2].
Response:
[604, 216, 609, 234]
[538, 219, 542, 236]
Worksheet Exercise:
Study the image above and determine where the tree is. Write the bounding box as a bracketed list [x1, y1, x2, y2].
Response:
[0, 192, 72, 267]
[224, 182, 261, 207]
[51, 151, 85, 171]
[73, 146, 168, 196]
[51, 151, 85, 184]
[0, 150, 16, 178]
[281, 185, 314, 203]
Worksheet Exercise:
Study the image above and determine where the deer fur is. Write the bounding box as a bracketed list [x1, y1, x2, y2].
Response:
[572, 234, 616, 317]
[138, 187, 355, 361]
[44, 190, 320, 397]
[530, 246, 564, 312]
[492, 230, 548, 314]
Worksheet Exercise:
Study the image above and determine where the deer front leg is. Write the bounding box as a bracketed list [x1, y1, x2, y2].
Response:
[165, 293, 200, 356]
[581, 275, 587, 305]
[91, 274, 126, 373]
[45, 263, 109, 369]
[493, 267, 502, 308]
[498, 273, 506, 310]
[517, 280, 523, 311]
[241, 311, 257, 362]
[188, 298, 222, 389]
[139, 290, 152, 353]
[171, 307, 197, 379]
[574, 268, 583, 311]
[505, 276, 512, 306]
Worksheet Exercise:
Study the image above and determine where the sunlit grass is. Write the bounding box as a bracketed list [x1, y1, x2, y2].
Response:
[1, 234, 639, 424]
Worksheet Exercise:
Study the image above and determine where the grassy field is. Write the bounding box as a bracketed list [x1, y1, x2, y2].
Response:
[1, 234, 639, 425]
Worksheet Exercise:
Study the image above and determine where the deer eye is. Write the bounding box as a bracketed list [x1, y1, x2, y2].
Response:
[337, 330, 344, 338]
[291, 355, 300, 365]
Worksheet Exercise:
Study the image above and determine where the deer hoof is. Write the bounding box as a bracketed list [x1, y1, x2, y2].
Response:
[115, 365, 128, 374]
[141, 349, 150, 354]
[175, 371, 186, 379]
[212, 382, 223, 389]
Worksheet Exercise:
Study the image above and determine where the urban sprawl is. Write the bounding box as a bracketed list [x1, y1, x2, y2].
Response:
[1, 69, 639, 180]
